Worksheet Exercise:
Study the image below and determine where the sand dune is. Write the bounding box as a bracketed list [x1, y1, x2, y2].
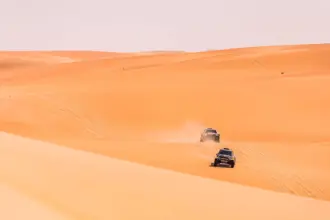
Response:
[0, 182, 68, 220]
[0, 43, 330, 219]
[1, 132, 330, 220]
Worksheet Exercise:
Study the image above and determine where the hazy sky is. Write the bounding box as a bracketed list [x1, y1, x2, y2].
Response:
[1, 0, 329, 52]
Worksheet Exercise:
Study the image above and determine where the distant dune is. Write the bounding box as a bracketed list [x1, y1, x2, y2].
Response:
[0, 43, 330, 219]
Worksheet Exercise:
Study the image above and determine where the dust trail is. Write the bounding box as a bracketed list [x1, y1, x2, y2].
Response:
[193, 142, 219, 161]
[148, 120, 222, 161]
[150, 121, 208, 143]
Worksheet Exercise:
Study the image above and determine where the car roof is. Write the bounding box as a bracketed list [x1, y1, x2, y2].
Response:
[205, 128, 216, 131]
[220, 148, 232, 151]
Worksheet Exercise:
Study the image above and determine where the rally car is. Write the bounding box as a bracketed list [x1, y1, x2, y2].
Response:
[200, 128, 220, 143]
[212, 147, 236, 168]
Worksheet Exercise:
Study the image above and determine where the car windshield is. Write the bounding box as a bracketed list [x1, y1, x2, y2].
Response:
[219, 150, 232, 156]
[205, 129, 217, 133]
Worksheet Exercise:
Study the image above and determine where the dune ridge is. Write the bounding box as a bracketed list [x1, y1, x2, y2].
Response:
[0, 43, 330, 218]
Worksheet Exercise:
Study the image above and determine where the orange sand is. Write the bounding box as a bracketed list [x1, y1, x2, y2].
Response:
[0, 44, 330, 219]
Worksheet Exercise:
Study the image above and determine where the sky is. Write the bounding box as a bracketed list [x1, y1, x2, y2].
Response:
[1, 0, 329, 52]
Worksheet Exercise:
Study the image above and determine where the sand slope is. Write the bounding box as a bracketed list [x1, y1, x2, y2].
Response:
[1, 132, 330, 220]
[0, 182, 69, 220]
[0, 44, 330, 218]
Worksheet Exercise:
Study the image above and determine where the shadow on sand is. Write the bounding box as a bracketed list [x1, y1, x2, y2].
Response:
[209, 163, 231, 168]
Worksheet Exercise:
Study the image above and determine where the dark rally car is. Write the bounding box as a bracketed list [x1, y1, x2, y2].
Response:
[212, 148, 236, 168]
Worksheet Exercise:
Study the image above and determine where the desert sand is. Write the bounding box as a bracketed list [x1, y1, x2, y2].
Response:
[0, 44, 330, 219]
